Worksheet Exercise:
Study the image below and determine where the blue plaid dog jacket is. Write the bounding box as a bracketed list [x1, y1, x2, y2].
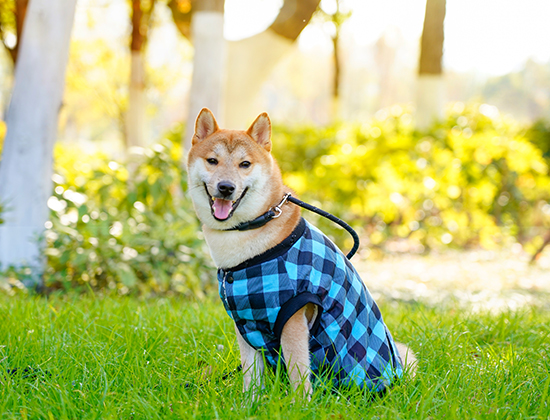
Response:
[218, 218, 403, 391]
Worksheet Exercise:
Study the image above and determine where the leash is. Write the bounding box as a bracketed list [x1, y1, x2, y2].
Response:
[213, 194, 361, 386]
[227, 193, 360, 260]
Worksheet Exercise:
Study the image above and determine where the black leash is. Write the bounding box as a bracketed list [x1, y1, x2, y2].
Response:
[227, 193, 360, 260]
[286, 196, 360, 260]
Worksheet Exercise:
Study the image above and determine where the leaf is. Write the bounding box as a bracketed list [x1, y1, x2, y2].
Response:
[115, 263, 138, 288]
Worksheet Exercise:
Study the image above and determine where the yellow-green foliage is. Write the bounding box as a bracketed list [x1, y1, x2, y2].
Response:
[44, 129, 214, 296]
[2, 105, 550, 295]
[0, 120, 6, 224]
[273, 104, 550, 254]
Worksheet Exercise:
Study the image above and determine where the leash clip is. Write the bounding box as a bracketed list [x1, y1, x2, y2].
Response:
[271, 193, 292, 219]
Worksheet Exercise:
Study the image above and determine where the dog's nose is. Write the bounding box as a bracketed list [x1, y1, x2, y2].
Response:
[217, 181, 235, 198]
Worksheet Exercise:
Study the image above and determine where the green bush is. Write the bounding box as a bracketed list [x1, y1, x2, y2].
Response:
[43, 131, 215, 296]
[273, 104, 550, 255]
[0, 121, 5, 225]
[3, 104, 550, 295]
[526, 118, 550, 161]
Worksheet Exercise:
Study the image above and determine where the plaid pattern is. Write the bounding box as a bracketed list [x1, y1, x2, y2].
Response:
[218, 218, 403, 391]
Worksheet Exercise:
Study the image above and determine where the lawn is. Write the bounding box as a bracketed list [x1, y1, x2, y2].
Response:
[1, 292, 549, 419]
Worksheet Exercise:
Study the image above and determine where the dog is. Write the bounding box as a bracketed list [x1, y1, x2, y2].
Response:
[187, 108, 417, 399]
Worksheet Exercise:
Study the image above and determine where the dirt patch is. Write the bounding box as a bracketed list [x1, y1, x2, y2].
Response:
[356, 250, 550, 311]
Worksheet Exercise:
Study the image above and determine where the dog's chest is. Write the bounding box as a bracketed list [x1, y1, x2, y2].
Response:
[203, 227, 284, 269]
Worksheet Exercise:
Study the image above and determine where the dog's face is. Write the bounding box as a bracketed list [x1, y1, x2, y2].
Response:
[187, 108, 280, 229]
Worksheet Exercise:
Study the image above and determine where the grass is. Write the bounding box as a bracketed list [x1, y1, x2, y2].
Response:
[0, 293, 549, 419]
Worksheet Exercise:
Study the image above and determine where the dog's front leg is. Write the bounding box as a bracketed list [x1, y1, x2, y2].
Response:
[235, 325, 264, 400]
[280, 304, 314, 399]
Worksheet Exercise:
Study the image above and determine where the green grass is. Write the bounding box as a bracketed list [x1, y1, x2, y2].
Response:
[0, 293, 549, 419]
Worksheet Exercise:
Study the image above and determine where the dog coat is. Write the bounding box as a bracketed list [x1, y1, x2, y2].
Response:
[218, 217, 403, 391]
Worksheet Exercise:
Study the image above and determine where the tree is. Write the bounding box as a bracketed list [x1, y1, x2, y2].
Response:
[126, 0, 156, 149]
[416, 0, 446, 129]
[170, 0, 321, 149]
[0, 0, 77, 279]
[223, 0, 320, 129]
[318, 0, 351, 120]
[183, 0, 225, 152]
[0, 0, 28, 66]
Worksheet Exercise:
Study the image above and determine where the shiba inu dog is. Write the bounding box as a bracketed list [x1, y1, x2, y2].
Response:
[187, 108, 416, 399]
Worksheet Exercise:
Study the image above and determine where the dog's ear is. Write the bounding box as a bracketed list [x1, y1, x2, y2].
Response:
[193, 108, 219, 145]
[247, 112, 272, 152]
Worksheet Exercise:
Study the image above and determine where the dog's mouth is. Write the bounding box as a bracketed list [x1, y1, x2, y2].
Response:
[204, 184, 248, 221]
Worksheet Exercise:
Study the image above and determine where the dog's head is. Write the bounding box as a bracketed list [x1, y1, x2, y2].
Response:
[187, 108, 282, 229]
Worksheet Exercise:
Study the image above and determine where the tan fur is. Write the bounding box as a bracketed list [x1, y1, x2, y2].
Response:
[394, 342, 418, 376]
[187, 108, 416, 400]
[280, 304, 313, 399]
[235, 324, 265, 400]
[187, 109, 300, 268]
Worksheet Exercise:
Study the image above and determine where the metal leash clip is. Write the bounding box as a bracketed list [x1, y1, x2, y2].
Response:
[271, 192, 292, 218]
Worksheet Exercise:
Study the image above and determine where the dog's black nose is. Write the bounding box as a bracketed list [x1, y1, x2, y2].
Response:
[217, 181, 235, 198]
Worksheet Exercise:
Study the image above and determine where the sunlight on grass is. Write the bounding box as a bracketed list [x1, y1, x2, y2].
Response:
[357, 250, 550, 312]
[0, 294, 549, 419]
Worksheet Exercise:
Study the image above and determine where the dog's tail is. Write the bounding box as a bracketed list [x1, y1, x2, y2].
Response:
[395, 342, 418, 377]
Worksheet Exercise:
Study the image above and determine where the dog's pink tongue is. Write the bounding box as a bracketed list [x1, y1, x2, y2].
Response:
[213, 198, 232, 220]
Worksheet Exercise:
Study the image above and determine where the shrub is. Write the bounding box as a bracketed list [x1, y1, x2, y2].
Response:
[43, 132, 215, 296]
[0, 121, 5, 225]
[526, 118, 550, 162]
[3, 104, 550, 295]
[273, 104, 550, 255]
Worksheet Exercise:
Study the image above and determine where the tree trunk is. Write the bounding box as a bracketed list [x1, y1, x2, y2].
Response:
[127, 50, 147, 149]
[126, 0, 155, 150]
[223, 0, 320, 128]
[416, 0, 446, 129]
[183, 0, 225, 152]
[12, 0, 28, 64]
[331, 19, 341, 120]
[0, 0, 29, 66]
[0, 0, 77, 279]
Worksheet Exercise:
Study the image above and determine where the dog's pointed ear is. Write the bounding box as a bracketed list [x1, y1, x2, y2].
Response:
[192, 108, 219, 145]
[247, 112, 272, 152]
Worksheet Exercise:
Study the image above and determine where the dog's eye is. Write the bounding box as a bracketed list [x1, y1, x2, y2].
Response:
[239, 161, 251, 169]
[206, 158, 218, 165]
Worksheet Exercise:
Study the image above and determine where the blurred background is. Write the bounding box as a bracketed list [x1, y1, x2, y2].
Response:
[0, 0, 546, 149]
[0, 0, 549, 302]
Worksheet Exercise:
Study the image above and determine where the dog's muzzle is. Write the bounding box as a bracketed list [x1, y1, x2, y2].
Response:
[204, 183, 248, 221]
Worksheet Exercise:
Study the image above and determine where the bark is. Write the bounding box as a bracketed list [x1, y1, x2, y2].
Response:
[0, 0, 29, 66]
[416, 0, 446, 129]
[194, 0, 223, 12]
[170, 0, 320, 130]
[126, 0, 155, 149]
[183, 0, 225, 152]
[269, 0, 320, 41]
[168, 0, 192, 40]
[331, 31, 341, 119]
[130, 0, 145, 51]
[127, 51, 147, 149]
[224, 0, 320, 128]
[0, 0, 77, 277]
[327, 3, 350, 120]
[175, 0, 320, 144]
[331, 33, 340, 103]
[418, 0, 446, 76]
[530, 232, 550, 264]
[416, 75, 445, 129]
